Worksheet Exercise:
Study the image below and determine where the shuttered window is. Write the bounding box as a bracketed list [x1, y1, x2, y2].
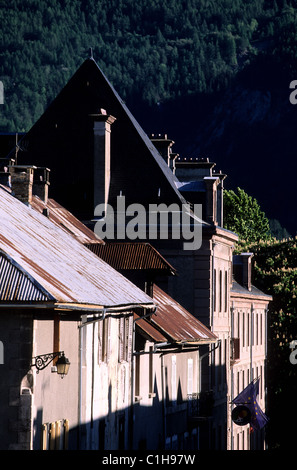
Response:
[41, 419, 69, 450]
[98, 317, 111, 363]
[119, 315, 133, 363]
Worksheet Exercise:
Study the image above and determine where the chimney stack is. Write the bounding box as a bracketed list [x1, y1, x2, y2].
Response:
[233, 253, 254, 291]
[204, 176, 219, 225]
[174, 157, 220, 226]
[150, 134, 179, 170]
[0, 158, 15, 187]
[174, 156, 216, 180]
[90, 109, 116, 212]
[213, 169, 227, 227]
[33, 167, 50, 204]
[10, 165, 36, 205]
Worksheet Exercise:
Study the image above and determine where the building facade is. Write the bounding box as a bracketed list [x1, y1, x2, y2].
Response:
[1, 57, 272, 450]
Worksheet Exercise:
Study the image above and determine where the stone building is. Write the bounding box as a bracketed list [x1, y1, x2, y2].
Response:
[3, 57, 272, 450]
[0, 168, 156, 450]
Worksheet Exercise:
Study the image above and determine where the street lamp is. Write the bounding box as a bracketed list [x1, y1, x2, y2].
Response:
[32, 351, 70, 378]
[55, 352, 70, 378]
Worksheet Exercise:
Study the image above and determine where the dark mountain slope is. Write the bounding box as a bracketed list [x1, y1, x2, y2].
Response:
[134, 55, 297, 236]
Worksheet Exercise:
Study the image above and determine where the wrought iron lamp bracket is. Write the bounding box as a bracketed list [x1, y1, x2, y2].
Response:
[32, 351, 64, 373]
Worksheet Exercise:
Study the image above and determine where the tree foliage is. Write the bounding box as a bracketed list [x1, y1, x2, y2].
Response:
[224, 187, 272, 250]
[246, 237, 297, 449]
[225, 186, 297, 448]
[1, 0, 297, 132]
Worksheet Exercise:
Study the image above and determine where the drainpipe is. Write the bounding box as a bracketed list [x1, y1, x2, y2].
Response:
[199, 340, 221, 394]
[250, 304, 254, 450]
[78, 309, 106, 450]
[161, 354, 167, 448]
[250, 304, 254, 382]
[264, 306, 268, 449]
[130, 307, 157, 449]
[78, 322, 82, 449]
[230, 301, 235, 450]
[199, 339, 221, 450]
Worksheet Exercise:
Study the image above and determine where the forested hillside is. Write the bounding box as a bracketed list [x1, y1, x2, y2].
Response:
[1, 0, 297, 132]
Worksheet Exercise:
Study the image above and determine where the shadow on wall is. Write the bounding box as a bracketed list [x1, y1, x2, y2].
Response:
[32, 374, 217, 451]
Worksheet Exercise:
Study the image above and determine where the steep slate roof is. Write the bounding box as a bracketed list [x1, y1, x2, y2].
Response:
[0, 186, 155, 311]
[12, 58, 186, 221]
[231, 279, 273, 301]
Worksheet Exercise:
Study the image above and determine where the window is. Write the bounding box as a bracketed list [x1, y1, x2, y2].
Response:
[224, 271, 228, 312]
[213, 269, 217, 312]
[41, 419, 69, 450]
[187, 358, 193, 396]
[171, 355, 177, 405]
[242, 312, 245, 348]
[247, 313, 250, 346]
[119, 316, 132, 363]
[135, 353, 141, 399]
[0, 341, 3, 365]
[98, 317, 111, 363]
[219, 270, 222, 312]
[148, 346, 155, 397]
[231, 336, 240, 361]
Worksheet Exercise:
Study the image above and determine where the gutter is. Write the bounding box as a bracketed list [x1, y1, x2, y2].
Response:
[0, 302, 156, 313]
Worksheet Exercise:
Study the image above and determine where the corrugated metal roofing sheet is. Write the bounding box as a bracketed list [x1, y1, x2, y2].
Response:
[0, 187, 155, 310]
[0, 183, 103, 246]
[151, 285, 217, 344]
[86, 242, 176, 274]
[134, 312, 167, 343]
[31, 197, 103, 245]
[0, 251, 50, 301]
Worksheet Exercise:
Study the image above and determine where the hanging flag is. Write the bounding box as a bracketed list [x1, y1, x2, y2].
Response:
[232, 378, 269, 431]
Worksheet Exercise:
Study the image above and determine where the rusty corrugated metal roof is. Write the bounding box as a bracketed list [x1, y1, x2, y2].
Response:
[0, 187, 155, 310]
[134, 312, 167, 343]
[151, 285, 217, 344]
[85, 242, 176, 274]
[31, 197, 103, 245]
[0, 183, 102, 246]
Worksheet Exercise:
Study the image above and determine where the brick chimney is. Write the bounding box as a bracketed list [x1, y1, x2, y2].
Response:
[233, 253, 254, 291]
[10, 165, 36, 205]
[90, 109, 116, 212]
[32, 167, 50, 204]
